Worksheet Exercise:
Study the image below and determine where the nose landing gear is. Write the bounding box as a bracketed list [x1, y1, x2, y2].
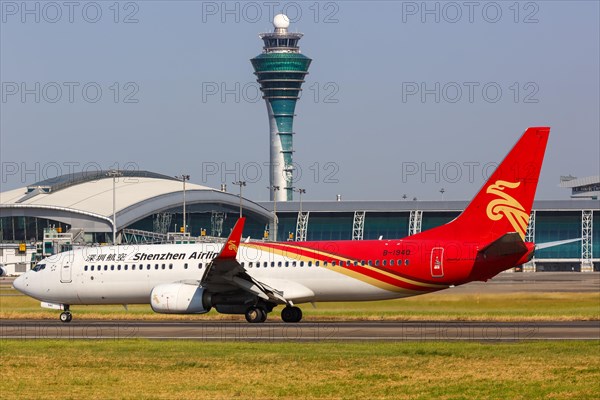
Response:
[59, 305, 72, 323]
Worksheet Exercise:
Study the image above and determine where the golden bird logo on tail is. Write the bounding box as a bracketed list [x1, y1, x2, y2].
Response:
[486, 180, 530, 240]
[227, 240, 238, 252]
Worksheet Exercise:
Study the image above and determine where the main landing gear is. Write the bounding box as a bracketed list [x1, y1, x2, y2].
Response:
[59, 305, 72, 323]
[281, 306, 302, 323]
[245, 306, 268, 323]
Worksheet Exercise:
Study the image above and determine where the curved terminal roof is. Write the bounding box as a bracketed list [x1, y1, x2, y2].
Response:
[1, 171, 273, 232]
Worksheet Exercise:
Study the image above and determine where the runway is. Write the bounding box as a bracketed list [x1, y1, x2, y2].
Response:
[1, 320, 598, 341]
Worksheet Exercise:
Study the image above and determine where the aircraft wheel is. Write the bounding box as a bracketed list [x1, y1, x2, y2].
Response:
[245, 307, 267, 323]
[281, 306, 302, 323]
[60, 311, 72, 323]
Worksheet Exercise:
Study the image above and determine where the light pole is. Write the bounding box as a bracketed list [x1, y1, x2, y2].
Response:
[294, 188, 306, 214]
[175, 174, 190, 233]
[107, 170, 122, 245]
[268, 185, 280, 240]
[233, 181, 246, 218]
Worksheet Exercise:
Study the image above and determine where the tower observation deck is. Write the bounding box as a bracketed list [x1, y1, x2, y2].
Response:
[251, 14, 312, 201]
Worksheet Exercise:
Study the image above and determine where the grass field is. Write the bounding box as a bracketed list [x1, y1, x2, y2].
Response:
[1, 289, 599, 321]
[1, 340, 599, 399]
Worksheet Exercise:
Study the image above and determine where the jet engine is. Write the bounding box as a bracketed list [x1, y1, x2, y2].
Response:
[150, 283, 211, 314]
[0, 264, 7, 277]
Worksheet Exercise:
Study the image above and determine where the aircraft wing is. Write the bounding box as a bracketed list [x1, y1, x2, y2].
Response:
[200, 217, 291, 305]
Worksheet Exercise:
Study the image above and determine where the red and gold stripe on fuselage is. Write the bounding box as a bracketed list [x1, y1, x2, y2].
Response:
[242, 241, 448, 295]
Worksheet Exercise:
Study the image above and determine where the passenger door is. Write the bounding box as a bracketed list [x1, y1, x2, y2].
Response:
[430, 247, 444, 278]
[60, 262, 72, 283]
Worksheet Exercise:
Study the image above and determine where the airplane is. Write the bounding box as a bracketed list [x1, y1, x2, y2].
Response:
[14, 127, 559, 323]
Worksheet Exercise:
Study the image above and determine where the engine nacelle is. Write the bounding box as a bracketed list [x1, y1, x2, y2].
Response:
[0, 264, 7, 277]
[150, 283, 211, 314]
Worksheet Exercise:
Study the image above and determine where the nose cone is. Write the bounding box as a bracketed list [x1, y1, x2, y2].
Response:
[13, 274, 27, 294]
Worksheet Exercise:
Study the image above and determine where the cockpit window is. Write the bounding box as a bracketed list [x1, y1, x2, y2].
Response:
[32, 264, 46, 272]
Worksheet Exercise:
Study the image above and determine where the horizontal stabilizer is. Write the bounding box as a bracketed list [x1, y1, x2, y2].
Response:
[535, 238, 581, 251]
[478, 232, 527, 259]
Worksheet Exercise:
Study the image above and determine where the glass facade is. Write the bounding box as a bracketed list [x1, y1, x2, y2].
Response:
[421, 212, 460, 232]
[0, 216, 69, 242]
[535, 212, 582, 259]
[305, 212, 353, 241]
[128, 212, 267, 240]
[363, 212, 410, 240]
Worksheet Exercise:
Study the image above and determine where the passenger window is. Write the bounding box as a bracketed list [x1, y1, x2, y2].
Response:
[361, 260, 365, 266]
[103, 265, 107, 271]
[277, 261, 282, 267]
[117, 265, 121, 271]
[368, 260, 373, 266]
[155, 264, 159, 270]
[264, 262, 268, 268]
[124, 265, 128, 271]
[398, 259, 402, 266]
[184, 263, 188, 269]
[292, 261, 297, 267]
[315, 261, 320, 267]
[161, 264, 165, 270]
[308, 261, 312, 267]
[375, 260, 380, 266]
[84, 265, 88, 271]
[390, 259, 395, 266]
[147, 264, 151, 270]
[382, 260, 387, 266]
[332, 261, 337, 266]
[285, 261, 289, 267]
[169, 264, 173, 270]
[111, 265, 115, 271]
[353, 261, 358, 266]
[346, 261, 351, 267]
[300, 261, 304, 267]
[91, 265, 95, 271]
[271, 262, 275, 267]
[405, 259, 410, 266]
[249, 262, 253, 268]
[324, 261, 328, 267]
[198, 263, 203, 269]
[132, 265, 136, 270]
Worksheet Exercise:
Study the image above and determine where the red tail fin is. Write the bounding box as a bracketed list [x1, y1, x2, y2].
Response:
[439, 127, 549, 242]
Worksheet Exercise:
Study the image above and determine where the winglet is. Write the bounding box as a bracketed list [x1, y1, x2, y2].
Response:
[217, 217, 246, 259]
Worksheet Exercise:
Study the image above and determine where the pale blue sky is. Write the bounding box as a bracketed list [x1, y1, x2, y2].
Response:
[1, 1, 598, 201]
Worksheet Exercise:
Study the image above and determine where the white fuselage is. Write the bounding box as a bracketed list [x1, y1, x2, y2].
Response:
[14, 242, 420, 307]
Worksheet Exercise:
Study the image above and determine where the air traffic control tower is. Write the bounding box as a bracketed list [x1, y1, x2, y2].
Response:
[251, 14, 312, 201]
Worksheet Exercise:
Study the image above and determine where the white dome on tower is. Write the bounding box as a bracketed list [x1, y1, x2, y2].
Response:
[273, 14, 290, 29]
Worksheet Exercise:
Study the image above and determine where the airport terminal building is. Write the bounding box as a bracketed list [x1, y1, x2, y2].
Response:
[1, 171, 598, 274]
